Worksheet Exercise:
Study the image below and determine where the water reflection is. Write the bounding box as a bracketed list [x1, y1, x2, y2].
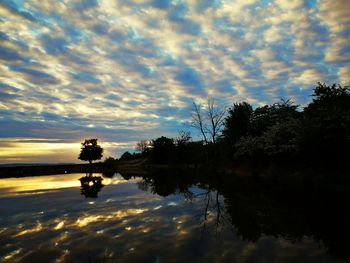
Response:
[79, 173, 104, 198]
[131, 169, 350, 262]
[0, 173, 128, 197]
[0, 174, 80, 196]
[0, 170, 348, 262]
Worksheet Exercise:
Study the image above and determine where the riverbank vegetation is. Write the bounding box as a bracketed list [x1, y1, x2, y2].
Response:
[116, 83, 349, 171]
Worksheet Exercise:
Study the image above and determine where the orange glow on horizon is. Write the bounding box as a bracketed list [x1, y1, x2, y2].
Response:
[0, 138, 80, 163]
[0, 173, 131, 197]
[0, 138, 137, 163]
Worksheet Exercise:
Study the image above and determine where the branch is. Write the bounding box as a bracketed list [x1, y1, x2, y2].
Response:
[191, 100, 209, 144]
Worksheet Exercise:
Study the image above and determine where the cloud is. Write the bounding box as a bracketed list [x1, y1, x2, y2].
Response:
[294, 69, 323, 86]
[0, 0, 348, 162]
[175, 66, 204, 93]
[72, 72, 101, 84]
[0, 0, 38, 22]
[0, 32, 10, 41]
[152, 0, 172, 9]
[0, 91, 18, 100]
[215, 79, 236, 94]
[40, 34, 70, 55]
[339, 66, 350, 84]
[7, 64, 59, 84]
[0, 46, 24, 61]
[72, 0, 99, 10]
[317, 0, 350, 63]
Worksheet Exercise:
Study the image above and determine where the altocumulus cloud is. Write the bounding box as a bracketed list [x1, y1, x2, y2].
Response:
[0, 0, 349, 162]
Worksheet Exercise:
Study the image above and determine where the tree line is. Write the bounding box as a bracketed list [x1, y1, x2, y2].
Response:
[80, 83, 350, 167]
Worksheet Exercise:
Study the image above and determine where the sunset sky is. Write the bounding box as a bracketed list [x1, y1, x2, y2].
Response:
[0, 0, 349, 163]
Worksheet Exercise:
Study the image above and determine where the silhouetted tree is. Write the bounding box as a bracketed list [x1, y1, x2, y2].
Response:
[103, 157, 116, 169]
[234, 135, 264, 159]
[191, 100, 209, 144]
[173, 131, 193, 163]
[78, 139, 103, 165]
[175, 130, 192, 146]
[120, 151, 132, 160]
[80, 174, 104, 198]
[136, 140, 149, 154]
[301, 83, 350, 160]
[250, 99, 299, 136]
[150, 136, 175, 164]
[233, 99, 300, 160]
[260, 119, 301, 156]
[312, 82, 349, 102]
[191, 98, 226, 144]
[222, 102, 253, 151]
[206, 98, 226, 144]
[125, 83, 349, 166]
[304, 83, 350, 117]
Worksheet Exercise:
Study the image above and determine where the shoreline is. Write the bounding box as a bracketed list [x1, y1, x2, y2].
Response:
[1, 157, 349, 181]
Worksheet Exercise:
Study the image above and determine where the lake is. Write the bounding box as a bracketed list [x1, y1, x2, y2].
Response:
[0, 172, 348, 263]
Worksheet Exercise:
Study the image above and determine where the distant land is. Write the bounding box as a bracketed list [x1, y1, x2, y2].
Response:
[0, 163, 76, 168]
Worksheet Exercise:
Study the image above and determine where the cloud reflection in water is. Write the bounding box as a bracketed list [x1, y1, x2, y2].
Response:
[0, 173, 342, 263]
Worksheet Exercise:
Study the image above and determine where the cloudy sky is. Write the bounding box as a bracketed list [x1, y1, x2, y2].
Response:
[0, 0, 349, 163]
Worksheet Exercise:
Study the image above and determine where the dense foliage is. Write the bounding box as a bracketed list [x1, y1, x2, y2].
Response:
[232, 83, 349, 163]
[119, 83, 349, 166]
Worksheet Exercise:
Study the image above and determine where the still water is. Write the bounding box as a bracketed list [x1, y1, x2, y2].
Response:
[0, 172, 347, 262]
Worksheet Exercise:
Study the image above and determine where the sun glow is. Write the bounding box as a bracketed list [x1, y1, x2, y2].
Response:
[0, 174, 83, 196]
[0, 138, 80, 163]
[0, 173, 133, 197]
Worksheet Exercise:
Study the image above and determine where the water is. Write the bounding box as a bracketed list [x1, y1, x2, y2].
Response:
[0, 172, 348, 262]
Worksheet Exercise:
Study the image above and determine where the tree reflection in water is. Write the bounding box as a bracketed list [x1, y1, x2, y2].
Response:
[79, 173, 104, 198]
[132, 168, 350, 262]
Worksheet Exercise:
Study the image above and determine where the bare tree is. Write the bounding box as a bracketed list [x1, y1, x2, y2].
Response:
[191, 101, 209, 144]
[176, 130, 192, 146]
[136, 140, 149, 153]
[191, 98, 226, 144]
[206, 98, 226, 144]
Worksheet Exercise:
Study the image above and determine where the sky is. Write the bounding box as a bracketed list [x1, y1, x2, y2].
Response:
[0, 0, 349, 164]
